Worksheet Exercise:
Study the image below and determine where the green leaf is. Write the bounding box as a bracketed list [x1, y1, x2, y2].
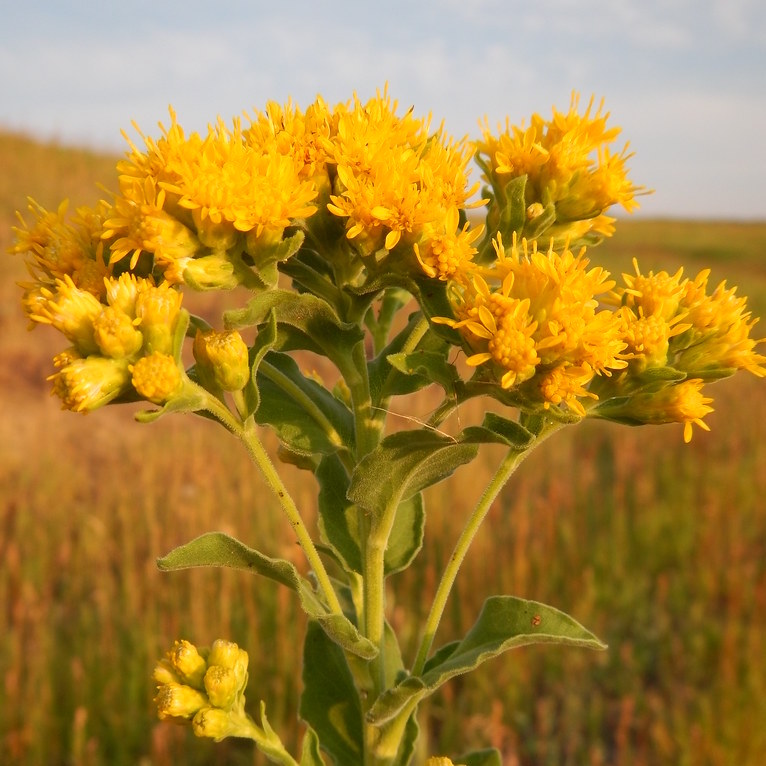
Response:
[255, 352, 355, 457]
[383, 492, 425, 576]
[367, 596, 605, 725]
[300, 621, 363, 766]
[157, 532, 376, 659]
[459, 748, 503, 766]
[316, 456, 425, 577]
[241, 309, 279, 418]
[224, 289, 364, 370]
[460, 412, 535, 451]
[347, 430, 479, 524]
[299, 726, 326, 766]
[249, 229, 306, 289]
[347, 431, 478, 570]
[368, 312, 453, 404]
[385, 350, 459, 394]
[316, 453, 362, 574]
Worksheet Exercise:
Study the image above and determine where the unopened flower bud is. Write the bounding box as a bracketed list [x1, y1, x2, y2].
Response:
[155, 682, 208, 720]
[204, 665, 239, 709]
[181, 254, 240, 291]
[130, 352, 182, 404]
[192, 706, 236, 741]
[167, 639, 207, 689]
[193, 330, 250, 391]
[93, 306, 144, 359]
[152, 658, 179, 686]
[207, 639, 249, 693]
[50, 356, 131, 412]
[135, 283, 183, 355]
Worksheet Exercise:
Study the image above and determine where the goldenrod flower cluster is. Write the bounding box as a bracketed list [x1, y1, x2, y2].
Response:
[8, 89, 764, 440]
[154, 639, 252, 741]
[435, 234, 627, 416]
[594, 260, 766, 440]
[477, 93, 646, 247]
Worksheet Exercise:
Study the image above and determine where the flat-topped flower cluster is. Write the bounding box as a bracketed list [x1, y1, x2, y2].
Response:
[10, 89, 765, 439]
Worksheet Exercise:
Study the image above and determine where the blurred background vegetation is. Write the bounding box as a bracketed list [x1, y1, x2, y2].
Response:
[1, 131, 765, 765]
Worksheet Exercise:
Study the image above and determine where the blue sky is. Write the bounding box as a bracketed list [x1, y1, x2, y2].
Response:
[2, 0, 765, 219]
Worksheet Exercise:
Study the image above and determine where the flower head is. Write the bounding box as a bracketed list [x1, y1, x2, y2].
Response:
[434, 234, 627, 414]
[477, 93, 647, 246]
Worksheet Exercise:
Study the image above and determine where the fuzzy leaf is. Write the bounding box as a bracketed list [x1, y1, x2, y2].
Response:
[157, 532, 376, 659]
[367, 596, 605, 725]
[316, 455, 426, 577]
[255, 352, 355, 457]
[300, 621, 363, 766]
[347, 430, 479, 525]
[224, 289, 364, 369]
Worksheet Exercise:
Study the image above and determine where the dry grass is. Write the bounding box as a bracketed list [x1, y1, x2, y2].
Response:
[1, 130, 765, 765]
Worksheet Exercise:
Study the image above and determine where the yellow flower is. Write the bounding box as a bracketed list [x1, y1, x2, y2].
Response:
[245, 97, 334, 189]
[192, 706, 236, 741]
[92, 306, 144, 359]
[616, 379, 714, 443]
[537, 364, 598, 417]
[102, 175, 201, 271]
[155, 682, 208, 721]
[477, 93, 647, 244]
[326, 88, 480, 259]
[193, 329, 250, 391]
[50, 356, 131, 412]
[130, 352, 182, 403]
[617, 307, 690, 370]
[10, 199, 111, 296]
[674, 270, 766, 377]
[134, 283, 183, 355]
[413, 208, 483, 281]
[612, 261, 766, 378]
[434, 235, 627, 412]
[167, 639, 208, 689]
[203, 665, 239, 710]
[30, 276, 104, 354]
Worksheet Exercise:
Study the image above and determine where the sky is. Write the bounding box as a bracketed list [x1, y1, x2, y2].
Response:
[1, 0, 765, 220]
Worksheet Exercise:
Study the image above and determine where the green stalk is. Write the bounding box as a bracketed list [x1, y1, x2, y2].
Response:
[259, 359, 355, 473]
[412, 419, 563, 676]
[201, 388, 344, 617]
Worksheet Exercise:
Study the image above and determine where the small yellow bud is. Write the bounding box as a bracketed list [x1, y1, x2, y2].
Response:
[155, 682, 208, 720]
[130, 352, 183, 404]
[135, 283, 183, 355]
[152, 658, 180, 686]
[178, 253, 240, 290]
[93, 306, 144, 359]
[167, 639, 207, 689]
[50, 356, 131, 412]
[526, 202, 544, 220]
[192, 706, 236, 741]
[104, 273, 144, 318]
[193, 330, 250, 391]
[32, 277, 103, 354]
[206, 639, 241, 669]
[207, 639, 249, 694]
[204, 665, 239, 709]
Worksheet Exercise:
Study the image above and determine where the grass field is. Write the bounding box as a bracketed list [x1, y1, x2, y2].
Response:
[1, 130, 765, 766]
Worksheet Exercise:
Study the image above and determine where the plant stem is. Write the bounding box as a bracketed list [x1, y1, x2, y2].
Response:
[411, 420, 563, 676]
[201, 388, 344, 617]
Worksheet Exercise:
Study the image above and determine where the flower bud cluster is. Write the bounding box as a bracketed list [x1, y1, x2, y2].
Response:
[31, 273, 185, 411]
[154, 638, 250, 741]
